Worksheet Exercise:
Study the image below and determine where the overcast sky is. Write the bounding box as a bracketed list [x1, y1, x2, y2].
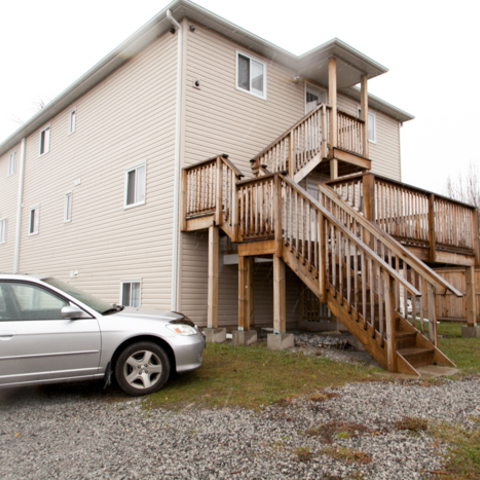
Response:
[1, 0, 478, 195]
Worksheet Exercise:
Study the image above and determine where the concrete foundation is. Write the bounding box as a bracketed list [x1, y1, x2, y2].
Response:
[462, 326, 480, 338]
[232, 330, 257, 346]
[203, 327, 227, 344]
[267, 333, 295, 351]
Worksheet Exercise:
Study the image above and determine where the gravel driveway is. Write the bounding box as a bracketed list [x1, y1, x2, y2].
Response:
[1, 377, 479, 480]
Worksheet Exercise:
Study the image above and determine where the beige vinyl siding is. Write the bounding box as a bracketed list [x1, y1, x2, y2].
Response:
[18, 32, 177, 308]
[337, 93, 402, 180]
[0, 144, 22, 272]
[179, 21, 306, 324]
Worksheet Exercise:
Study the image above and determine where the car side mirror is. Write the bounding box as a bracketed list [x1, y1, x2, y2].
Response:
[61, 305, 93, 320]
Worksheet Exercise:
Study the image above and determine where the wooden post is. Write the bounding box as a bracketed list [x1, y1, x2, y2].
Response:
[362, 174, 375, 222]
[466, 266, 477, 327]
[321, 105, 328, 158]
[207, 226, 219, 329]
[318, 210, 327, 303]
[180, 169, 188, 231]
[273, 256, 286, 334]
[328, 57, 338, 149]
[246, 257, 255, 328]
[274, 174, 283, 258]
[215, 157, 223, 226]
[360, 74, 369, 159]
[428, 193, 436, 262]
[238, 255, 248, 331]
[330, 159, 338, 180]
[427, 284, 438, 346]
[384, 271, 397, 372]
[288, 131, 294, 178]
[232, 174, 239, 241]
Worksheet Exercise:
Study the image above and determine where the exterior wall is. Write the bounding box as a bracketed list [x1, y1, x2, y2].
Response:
[0, 143, 22, 272]
[16, 32, 178, 308]
[337, 93, 402, 181]
[178, 20, 305, 324]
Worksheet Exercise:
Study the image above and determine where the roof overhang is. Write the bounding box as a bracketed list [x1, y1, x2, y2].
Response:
[0, 0, 408, 156]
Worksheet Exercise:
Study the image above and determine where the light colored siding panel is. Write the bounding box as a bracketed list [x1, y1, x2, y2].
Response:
[18, 32, 178, 309]
[0, 143, 22, 272]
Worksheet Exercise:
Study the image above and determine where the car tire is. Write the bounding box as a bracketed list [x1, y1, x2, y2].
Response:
[115, 342, 170, 396]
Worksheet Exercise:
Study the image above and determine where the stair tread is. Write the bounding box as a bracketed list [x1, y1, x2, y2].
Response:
[398, 347, 434, 357]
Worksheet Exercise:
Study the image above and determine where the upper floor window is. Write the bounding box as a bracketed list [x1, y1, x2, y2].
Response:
[120, 280, 141, 307]
[39, 126, 50, 155]
[8, 151, 16, 176]
[0, 219, 6, 244]
[64, 192, 72, 222]
[29, 207, 39, 235]
[125, 164, 146, 208]
[68, 108, 76, 134]
[236, 51, 266, 99]
[357, 109, 376, 143]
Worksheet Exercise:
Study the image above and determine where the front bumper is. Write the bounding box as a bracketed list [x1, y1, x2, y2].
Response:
[171, 332, 205, 373]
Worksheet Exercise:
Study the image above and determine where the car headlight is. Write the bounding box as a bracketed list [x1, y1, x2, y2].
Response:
[166, 323, 197, 335]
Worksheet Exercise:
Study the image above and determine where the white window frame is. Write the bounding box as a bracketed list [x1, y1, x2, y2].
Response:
[0, 219, 6, 244]
[29, 206, 39, 235]
[120, 280, 142, 308]
[68, 108, 76, 135]
[124, 163, 146, 209]
[357, 108, 377, 144]
[8, 151, 16, 176]
[39, 126, 50, 156]
[64, 192, 72, 223]
[236, 50, 267, 100]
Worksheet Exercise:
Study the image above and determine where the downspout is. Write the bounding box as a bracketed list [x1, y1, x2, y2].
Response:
[166, 10, 183, 311]
[13, 137, 26, 273]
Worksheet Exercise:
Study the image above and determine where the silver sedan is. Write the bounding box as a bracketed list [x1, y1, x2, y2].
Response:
[0, 274, 205, 396]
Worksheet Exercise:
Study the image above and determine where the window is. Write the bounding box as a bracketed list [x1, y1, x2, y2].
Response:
[68, 108, 76, 134]
[64, 192, 72, 222]
[8, 151, 16, 176]
[125, 164, 146, 208]
[29, 207, 39, 235]
[120, 281, 141, 307]
[39, 126, 50, 155]
[357, 109, 376, 143]
[236, 51, 266, 99]
[0, 219, 6, 244]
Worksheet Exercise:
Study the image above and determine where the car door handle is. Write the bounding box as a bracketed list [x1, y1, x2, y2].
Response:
[0, 331, 16, 339]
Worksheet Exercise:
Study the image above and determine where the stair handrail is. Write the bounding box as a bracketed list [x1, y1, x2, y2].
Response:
[279, 174, 421, 298]
[319, 183, 463, 297]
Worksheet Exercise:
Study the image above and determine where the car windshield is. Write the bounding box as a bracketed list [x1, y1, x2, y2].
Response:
[43, 277, 113, 314]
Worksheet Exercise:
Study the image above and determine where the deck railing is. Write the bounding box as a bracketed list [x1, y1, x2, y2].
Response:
[319, 182, 464, 343]
[337, 110, 365, 156]
[326, 173, 479, 261]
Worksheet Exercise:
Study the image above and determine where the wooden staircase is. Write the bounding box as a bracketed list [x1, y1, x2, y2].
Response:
[181, 110, 464, 375]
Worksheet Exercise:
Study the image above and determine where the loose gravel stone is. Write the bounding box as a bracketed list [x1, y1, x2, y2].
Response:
[1, 377, 479, 479]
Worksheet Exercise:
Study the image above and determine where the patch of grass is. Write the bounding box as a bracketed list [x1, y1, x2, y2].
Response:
[306, 421, 369, 443]
[321, 446, 372, 465]
[292, 446, 313, 462]
[147, 343, 380, 411]
[393, 416, 428, 435]
[430, 422, 480, 480]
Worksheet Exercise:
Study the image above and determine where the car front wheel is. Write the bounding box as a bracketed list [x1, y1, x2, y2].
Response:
[115, 342, 170, 396]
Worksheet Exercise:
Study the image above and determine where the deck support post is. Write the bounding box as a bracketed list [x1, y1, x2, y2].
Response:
[207, 226, 219, 329]
[238, 255, 253, 332]
[246, 257, 255, 328]
[328, 57, 337, 150]
[360, 74, 369, 159]
[362, 173, 375, 222]
[384, 271, 397, 372]
[273, 256, 286, 334]
[428, 193, 436, 262]
[466, 266, 477, 328]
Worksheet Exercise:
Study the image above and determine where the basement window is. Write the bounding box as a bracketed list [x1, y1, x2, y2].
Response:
[39, 126, 50, 155]
[236, 51, 266, 99]
[125, 164, 146, 208]
[120, 281, 141, 307]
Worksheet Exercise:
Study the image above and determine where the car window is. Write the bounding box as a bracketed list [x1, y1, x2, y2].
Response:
[0, 282, 68, 321]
